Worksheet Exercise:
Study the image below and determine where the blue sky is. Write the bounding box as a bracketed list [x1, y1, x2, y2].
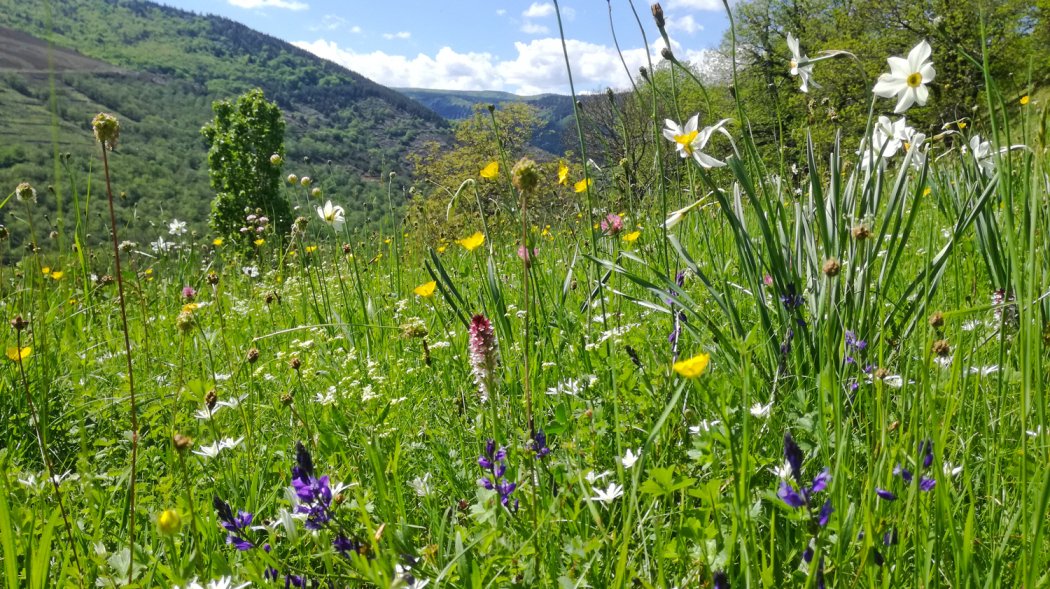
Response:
[159, 0, 730, 95]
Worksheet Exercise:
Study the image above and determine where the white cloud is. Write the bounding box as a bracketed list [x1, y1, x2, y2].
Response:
[350, 25, 361, 34]
[292, 36, 725, 95]
[312, 14, 346, 31]
[667, 0, 722, 10]
[522, 2, 555, 18]
[521, 22, 549, 35]
[227, 0, 308, 10]
[382, 31, 412, 40]
[496, 9, 507, 16]
[666, 14, 703, 34]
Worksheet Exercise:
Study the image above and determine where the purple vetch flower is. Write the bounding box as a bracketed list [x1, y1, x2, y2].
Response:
[468, 315, 499, 402]
[713, 570, 729, 589]
[226, 535, 254, 551]
[531, 429, 551, 459]
[783, 432, 805, 484]
[893, 463, 913, 483]
[809, 468, 831, 494]
[875, 487, 897, 501]
[777, 434, 832, 526]
[818, 498, 833, 527]
[815, 556, 826, 589]
[333, 535, 361, 557]
[291, 441, 333, 530]
[919, 476, 936, 491]
[212, 496, 255, 550]
[883, 528, 898, 546]
[920, 439, 934, 469]
[779, 283, 804, 311]
[778, 481, 806, 507]
[478, 439, 517, 510]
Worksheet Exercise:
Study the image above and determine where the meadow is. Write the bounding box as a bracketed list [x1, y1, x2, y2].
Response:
[1, 3, 1049, 588]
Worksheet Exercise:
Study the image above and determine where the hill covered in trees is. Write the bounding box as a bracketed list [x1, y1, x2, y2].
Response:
[397, 88, 576, 155]
[0, 0, 451, 248]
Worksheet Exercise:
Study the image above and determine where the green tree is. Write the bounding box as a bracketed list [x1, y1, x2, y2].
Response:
[201, 88, 290, 244]
[406, 102, 574, 241]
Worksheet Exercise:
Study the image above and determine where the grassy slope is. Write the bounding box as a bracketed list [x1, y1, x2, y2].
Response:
[0, 0, 451, 247]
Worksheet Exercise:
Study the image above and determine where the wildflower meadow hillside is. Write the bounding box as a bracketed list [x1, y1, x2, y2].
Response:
[1, 2, 1048, 588]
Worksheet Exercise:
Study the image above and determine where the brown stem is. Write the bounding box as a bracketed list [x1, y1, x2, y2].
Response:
[100, 146, 139, 585]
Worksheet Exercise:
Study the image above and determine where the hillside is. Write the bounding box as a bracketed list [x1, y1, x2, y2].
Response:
[0, 0, 450, 249]
[397, 87, 575, 155]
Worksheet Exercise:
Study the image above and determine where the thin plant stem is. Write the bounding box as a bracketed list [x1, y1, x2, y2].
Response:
[99, 145, 140, 585]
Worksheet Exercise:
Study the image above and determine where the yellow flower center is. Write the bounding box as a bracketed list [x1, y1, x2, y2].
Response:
[674, 130, 698, 154]
[906, 72, 923, 88]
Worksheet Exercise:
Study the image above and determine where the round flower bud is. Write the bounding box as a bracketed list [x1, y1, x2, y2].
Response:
[270, 153, 283, 165]
[205, 389, 218, 410]
[929, 312, 944, 328]
[157, 509, 182, 535]
[300, 176, 312, 187]
[287, 174, 299, 185]
[0, 225, 7, 240]
[175, 310, 195, 333]
[207, 271, 219, 286]
[651, 3, 665, 28]
[511, 157, 540, 194]
[91, 113, 120, 150]
[247, 347, 260, 364]
[10, 315, 29, 332]
[290, 357, 301, 371]
[15, 182, 37, 204]
[932, 339, 951, 357]
[822, 258, 841, 277]
[851, 224, 871, 240]
[310, 187, 322, 198]
[173, 433, 193, 451]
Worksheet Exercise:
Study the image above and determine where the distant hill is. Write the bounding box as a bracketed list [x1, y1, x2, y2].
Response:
[397, 88, 575, 156]
[0, 0, 450, 249]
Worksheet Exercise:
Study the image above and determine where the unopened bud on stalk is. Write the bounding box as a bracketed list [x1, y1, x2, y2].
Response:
[91, 112, 120, 150]
[651, 3, 665, 28]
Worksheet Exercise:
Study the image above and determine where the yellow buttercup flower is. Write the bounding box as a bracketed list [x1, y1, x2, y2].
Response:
[157, 509, 181, 535]
[480, 161, 499, 179]
[182, 303, 199, 313]
[574, 178, 591, 193]
[622, 230, 641, 243]
[1020, 95, 1030, 106]
[305, 245, 318, 253]
[457, 231, 485, 252]
[672, 353, 710, 378]
[50, 271, 64, 280]
[6, 346, 32, 362]
[213, 237, 224, 246]
[42, 267, 51, 275]
[557, 161, 570, 185]
[437, 245, 447, 253]
[254, 238, 265, 247]
[414, 280, 437, 297]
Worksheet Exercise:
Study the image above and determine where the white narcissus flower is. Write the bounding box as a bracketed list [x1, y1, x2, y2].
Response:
[662, 115, 732, 169]
[786, 32, 819, 93]
[969, 135, 995, 176]
[859, 116, 914, 170]
[873, 40, 936, 113]
[169, 219, 187, 236]
[317, 200, 345, 231]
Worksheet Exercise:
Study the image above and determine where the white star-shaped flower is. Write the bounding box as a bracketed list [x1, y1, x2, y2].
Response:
[873, 40, 936, 113]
